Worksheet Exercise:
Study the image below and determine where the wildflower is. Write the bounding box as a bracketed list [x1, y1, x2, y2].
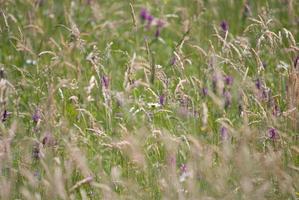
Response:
[220, 20, 229, 32]
[147, 14, 154, 25]
[255, 78, 262, 90]
[101, 75, 109, 89]
[155, 19, 164, 38]
[42, 133, 56, 147]
[179, 164, 192, 182]
[268, 128, 278, 139]
[220, 126, 229, 140]
[33, 170, 41, 179]
[272, 103, 280, 117]
[32, 143, 40, 160]
[212, 74, 219, 93]
[140, 8, 149, 21]
[2, 110, 10, 122]
[262, 88, 269, 100]
[32, 109, 41, 123]
[223, 89, 232, 109]
[224, 75, 233, 86]
[202, 87, 208, 97]
[159, 94, 165, 106]
[180, 164, 187, 173]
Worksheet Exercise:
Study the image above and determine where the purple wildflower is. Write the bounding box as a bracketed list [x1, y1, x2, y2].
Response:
[220, 20, 229, 32]
[2, 110, 10, 122]
[155, 28, 161, 38]
[272, 103, 280, 117]
[255, 78, 262, 90]
[202, 87, 208, 96]
[156, 19, 164, 28]
[101, 76, 109, 89]
[268, 128, 278, 140]
[147, 14, 154, 24]
[32, 143, 40, 160]
[224, 75, 233, 86]
[155, 19, 164, 38]
[180, 164, 187, 173]
[223, 89, 232, 109]
[212, 74, 219, 93]
[32, 109, 41, 123]
[42, 132, 56, 147]
[262, 89, 268, 100]
[33, 170, 40, 178]
[220, 126, 229, 140]
[159, 94, 165, 106]
[140, 8, 149, 21]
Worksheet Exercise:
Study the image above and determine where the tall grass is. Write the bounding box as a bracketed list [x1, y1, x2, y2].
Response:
[0, 0, 298, 199]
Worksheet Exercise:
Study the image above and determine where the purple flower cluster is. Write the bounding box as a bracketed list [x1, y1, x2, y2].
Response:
[32, 108, 41, 123]
[1, 109, 10, 122]
[223, 89, 232, 109]
[220, 126, 229, 140]
[268, 128, 278, 140]
[140, 8, 165, 38]
[159, 94, 165, 106]
[202, 87, 208, 97]
[220, 20, 229, 32]
[101, 75, 109, 89]
[180, 164, 187, 173]
[224, 75, 233, 86]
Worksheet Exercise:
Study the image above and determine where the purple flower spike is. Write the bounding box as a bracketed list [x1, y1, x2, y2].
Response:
[223, 89, 232, 109]
[2, 110, 10, 122]
[32, 109, 41, 123]
[32, 143, 40, 160]
[224, 75, 233, 86]
[255, 78, 262, 90]
[140, 8, 149, 21]
[159, 94, 165, 106]
[147, 15, 154, 24]
[212, 74, 219, 93]
[220, 126, 229, 140]
[101, 76, 109, 89]
[155, 28, 161, 38]
[268, 128, 278, 140]
[202, 87, 208, 96]
[155, 19, 164, 38]
[220, 20, 229, 32]
[156, 19, 164, 28]
[272, 104, 280, 117]
[180, 164, 187, 173]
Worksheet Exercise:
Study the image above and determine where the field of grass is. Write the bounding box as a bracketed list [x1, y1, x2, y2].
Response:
[0, 0, 299, 199]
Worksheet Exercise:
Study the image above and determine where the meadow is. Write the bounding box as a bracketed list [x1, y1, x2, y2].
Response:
[0, 0, 299, 199]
